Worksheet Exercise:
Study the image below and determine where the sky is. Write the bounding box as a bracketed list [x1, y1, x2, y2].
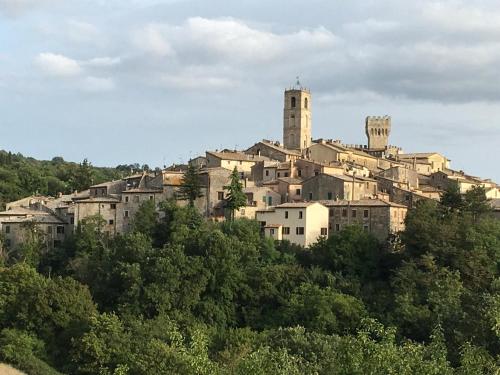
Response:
[0, 0, 499, 181]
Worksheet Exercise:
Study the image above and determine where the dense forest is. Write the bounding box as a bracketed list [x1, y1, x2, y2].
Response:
[0, 150, 150, 210]
[0, 180, 499, 374]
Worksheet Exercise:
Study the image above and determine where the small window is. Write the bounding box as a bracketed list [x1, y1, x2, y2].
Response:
[277, 172, 281, 177]
[329, 209, 334, 217]
[335, 224, 340, 231]
[284, 172, 289, 177]
[109, 220, 114, 225]
[327, 192, 332, 200]
[298, 169, 302, 177]
[321, 228, 327, 236]
[270, 229, 275, 235]
[134, 196, 140, 203]
[299, 211, 303, 219]
[265, 170, 269, 177]
[363, 225, 369, 232]
[304, 97, 308, 109]
[110, 204, 116, 209]
[296, 227, 304, 235]
[285, 211, 289, 219]
[291, 96, 296, 108]
[56, 226, 65, 234]
[364, 209, 369, 218]
[70, 217, 75, 224]
[283, 227, 290, 235]
[296, 189, 301, 195]
[308, 192, 313, 200]
[218, 191, 224, 200]
[149, 196, 154, 201]
[342, 208, 347, 217]
[125, 196, 129, 203]
[47, 226, 52, 234]
[352, 209, 357, 218]
[124, 210, 129, 218]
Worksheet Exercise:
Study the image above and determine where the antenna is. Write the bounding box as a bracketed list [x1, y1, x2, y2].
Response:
[296, 76, 301, 87]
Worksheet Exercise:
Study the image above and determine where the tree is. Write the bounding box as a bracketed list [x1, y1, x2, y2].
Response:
[131, 200, 158, 237]
[69, 159, 94, 192]
[224, 167, 247, 221]
[177, 164, 203, 207]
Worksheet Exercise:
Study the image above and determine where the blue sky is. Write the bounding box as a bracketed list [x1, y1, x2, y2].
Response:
[0, 0, 499, 181]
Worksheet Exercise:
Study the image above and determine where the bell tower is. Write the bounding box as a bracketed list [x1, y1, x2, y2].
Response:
[283, 80, 311, 151]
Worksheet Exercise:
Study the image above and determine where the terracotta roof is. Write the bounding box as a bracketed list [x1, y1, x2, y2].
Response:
[276, 202, 321, 208]
[278, 177, 303, 185]
[123, 188, 163, 193]
[207, 151, 270, 162]
[255, 140, 302, 156]
[76, 196, 121, 203]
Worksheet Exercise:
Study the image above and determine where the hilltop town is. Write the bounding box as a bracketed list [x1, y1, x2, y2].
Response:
[1, 84, 499, 249]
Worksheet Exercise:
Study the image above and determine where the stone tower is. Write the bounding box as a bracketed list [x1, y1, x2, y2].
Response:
[283, 87, 312, 151]
[366, 116, 391, 150]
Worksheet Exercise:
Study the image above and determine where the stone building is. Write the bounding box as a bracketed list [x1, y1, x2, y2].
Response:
[206, 150, 269, 178]
[302, 173, 377, 202]
[397, 153, 450, 174]
[320, 199, 407, 241]
[246, 140, 301, 162]
[256, 202, 328, 247]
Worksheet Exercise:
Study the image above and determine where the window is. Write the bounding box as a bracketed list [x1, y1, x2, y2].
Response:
[298, 211, 303, 219]
[335, 224, 340, 231]
[270, 229, 275, 235]
[308, 192, 313, 200]
[342, 208, 347, 217]
[134, 195, 140, 203]
[124, 210, 129, 218]
[327, 192, 333, 200]
[284, 172, 289, 177]
[277, 172, 281, 177]
[304, 97, 308, 109]
[110, 203, 116, 209]
[239, 161, 242, 165]
[56, 226, 65, 234]
[364, 209, 369, 218]
[265, 170, 269, 177]
[352, 209, 357, 218]
[5, 239, 11, 247]
[298, 169, 302, 177]
[109, 220, 114, 225]
[70, 217, 75, 224]
[47, 226, 52, 234]
[241, 209, 245, 215]
[283, 227, 290, 235]
[149, 196, 154, 201]
[296, 227, 304, 235]
[125, 196, 129, 203]
[296, 188, 301, 195]
[363, 225, 369, 232]
[285, 211, 289, 219]
[218, 191, 224, 200]
[53, 240, 61, 248]
[329, 209, 334, 217]
[321, 228, 328, 236]
[268, 196, 273, 206]
[291, 96, 296, 108]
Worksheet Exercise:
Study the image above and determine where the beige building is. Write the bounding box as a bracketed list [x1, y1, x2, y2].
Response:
[321, 199, 407, 241]
[246, 140, 301, 162]
[256, 202, 328, 247]
[366, 116, 391, 150]
[398, 153, 450, 174]
[206, 150, 269, 178]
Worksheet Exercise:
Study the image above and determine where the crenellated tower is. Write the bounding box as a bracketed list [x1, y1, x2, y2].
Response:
[366, 115, 391, 150]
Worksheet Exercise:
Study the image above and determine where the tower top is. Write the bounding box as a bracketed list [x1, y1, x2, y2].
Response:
[287, 76, 310, 92]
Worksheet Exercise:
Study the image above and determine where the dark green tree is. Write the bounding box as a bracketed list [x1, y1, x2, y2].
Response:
[177, 164, 203, 207]
[69, 159, 94, 192]
[224, 167, 247, 221]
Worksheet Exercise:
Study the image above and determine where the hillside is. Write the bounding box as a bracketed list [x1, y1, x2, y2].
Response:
[0, 150, 133, 210]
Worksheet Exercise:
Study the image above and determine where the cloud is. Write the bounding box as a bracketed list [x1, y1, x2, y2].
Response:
[80, 76, 115, 92]
[160, 72, 237, 90]
[132, 24, 175, 57]
[0, 0, 57, 16]
[34, 53, 82, 77]
[66, 19, 101, 43]
[84, 57, 122, 67]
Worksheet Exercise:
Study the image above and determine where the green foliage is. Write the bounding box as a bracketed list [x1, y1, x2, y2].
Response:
[0, 189, 499, 373]
[224, 167, 247, 221]
[0, 151, 124, 210]
[177, 163, 204, 206]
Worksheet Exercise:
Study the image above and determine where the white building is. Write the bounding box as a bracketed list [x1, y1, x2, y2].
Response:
[256, 202, 329, 247]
